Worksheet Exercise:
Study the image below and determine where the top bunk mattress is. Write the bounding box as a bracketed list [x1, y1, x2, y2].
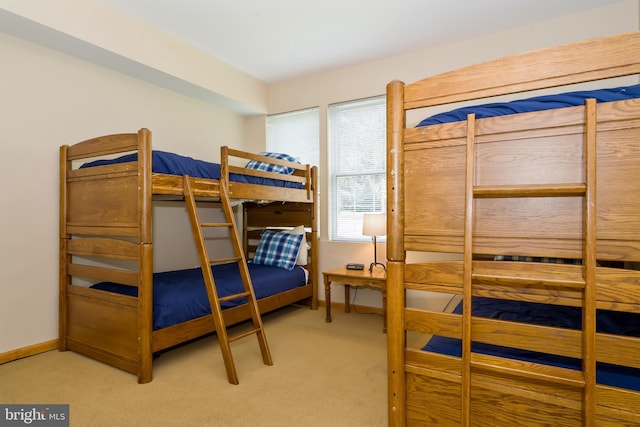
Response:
[81, 150, 303, 189]
[416, 84, 640, 126]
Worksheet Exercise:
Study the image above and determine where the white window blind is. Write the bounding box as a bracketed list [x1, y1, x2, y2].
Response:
[266, 107, 320, 169]
[328, 96, 386, 241]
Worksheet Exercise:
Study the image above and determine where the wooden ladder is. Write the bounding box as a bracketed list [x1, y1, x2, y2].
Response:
[182, 175, 273, 385]
[460, 99, 598, 426]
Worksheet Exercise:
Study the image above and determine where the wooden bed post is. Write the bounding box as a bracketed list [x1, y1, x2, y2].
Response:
[310, 165, 319, 310]
[387, 80, 406, 426]
[582, 98, 598, 426]
[462, 113, 477, 427]
[58, 145, 69, 352]
[137, 128, 153, 384]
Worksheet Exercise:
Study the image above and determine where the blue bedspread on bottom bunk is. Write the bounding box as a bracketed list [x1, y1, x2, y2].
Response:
[422, 297, 640, 391]
[92, 262, 307, 330]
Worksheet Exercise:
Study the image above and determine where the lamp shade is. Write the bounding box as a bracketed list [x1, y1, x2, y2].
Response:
[362, 213, 386, 237]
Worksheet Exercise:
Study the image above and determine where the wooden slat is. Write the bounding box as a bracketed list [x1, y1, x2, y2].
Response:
[66, 283, 137, 307]
[596, 385, 640, 424]
[473, 272, 585, 289]
[403, 31, 640, 109]
[597, 333, 640, 369]
[65, 132, 139, 160]
[474, 183, 585, 198]
[471, 353, 585, 388]
[406, 347, 461, 378]
[152, 173, 221, 197]
[472, 317, 581, 360]
[67, 263, 138, 287]
[470, 377, 582, 426]
[405, 308, 461, 337]
[66, 225, 140, 238]
[67, 162, 138, 181]
[228, 165, 308, 183]
[225, 147, 308, 172]
[244, 202, 315, 228]
[66, 237, 139, 260]
[227, 181, 312, 203]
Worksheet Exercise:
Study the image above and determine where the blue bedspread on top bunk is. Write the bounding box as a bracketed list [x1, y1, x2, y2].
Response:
[81, 151, 303, 188]
[91, 262, 307, 330]
[417, 84, 640, 127]
[422, 297, 640, 391]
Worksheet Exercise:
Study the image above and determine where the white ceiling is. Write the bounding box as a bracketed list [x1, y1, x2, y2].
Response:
[105, 0, 625, 84]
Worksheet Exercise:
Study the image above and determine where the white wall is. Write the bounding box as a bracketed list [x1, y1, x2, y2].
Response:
[0, 33, 247, 353]
[264, 0, 640, 310]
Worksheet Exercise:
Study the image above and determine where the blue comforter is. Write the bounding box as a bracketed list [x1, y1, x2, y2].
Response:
[92, 262, 307, 330]
[417, 84, 640, 126]
[81, 150, 302, 188]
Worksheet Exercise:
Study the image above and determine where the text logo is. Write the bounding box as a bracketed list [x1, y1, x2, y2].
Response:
[1, 405, 69, 426]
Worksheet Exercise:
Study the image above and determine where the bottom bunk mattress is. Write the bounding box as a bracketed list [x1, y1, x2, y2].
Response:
[422, 297, 640, 391]
[91, 262, 308, 330]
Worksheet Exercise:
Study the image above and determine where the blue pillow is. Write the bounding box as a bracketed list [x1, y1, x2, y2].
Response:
[252, 230, 303, 271]
[245, 152, 298, 175]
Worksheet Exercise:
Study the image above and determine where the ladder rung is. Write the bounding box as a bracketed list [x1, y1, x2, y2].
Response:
[471, 353, 586, 388]
[474, 183, 586, 198]
[210, 256, 242, 264]
[201, 222, 233, 227]
[228, 327, 261, 343]
[219, 291, 251, 303]
[472, 273, 585, 289]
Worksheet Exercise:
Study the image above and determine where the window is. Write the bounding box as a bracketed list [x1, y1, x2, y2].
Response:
[266, 107, 320, 169]
[328, 96, 386, 241]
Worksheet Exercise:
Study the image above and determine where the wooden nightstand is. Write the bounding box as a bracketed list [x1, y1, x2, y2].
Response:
[323, 266, 387, 332]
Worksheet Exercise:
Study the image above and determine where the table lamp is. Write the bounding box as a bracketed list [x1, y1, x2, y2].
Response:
[362, 213, 386, 272]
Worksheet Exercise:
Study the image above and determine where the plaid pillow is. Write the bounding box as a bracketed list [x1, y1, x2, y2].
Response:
[245, 152, 298, 175]
[252, 230, 304, 270]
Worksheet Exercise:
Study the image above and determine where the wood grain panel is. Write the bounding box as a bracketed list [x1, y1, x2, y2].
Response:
[67, 176, 139, 230]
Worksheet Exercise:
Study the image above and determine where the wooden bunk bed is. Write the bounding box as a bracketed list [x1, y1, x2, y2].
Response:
[386, 32, 640, 426]
[59, 128, 318, 384]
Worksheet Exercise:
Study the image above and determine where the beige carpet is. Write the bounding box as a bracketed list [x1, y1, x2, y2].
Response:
[0, 306, 388, 426]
